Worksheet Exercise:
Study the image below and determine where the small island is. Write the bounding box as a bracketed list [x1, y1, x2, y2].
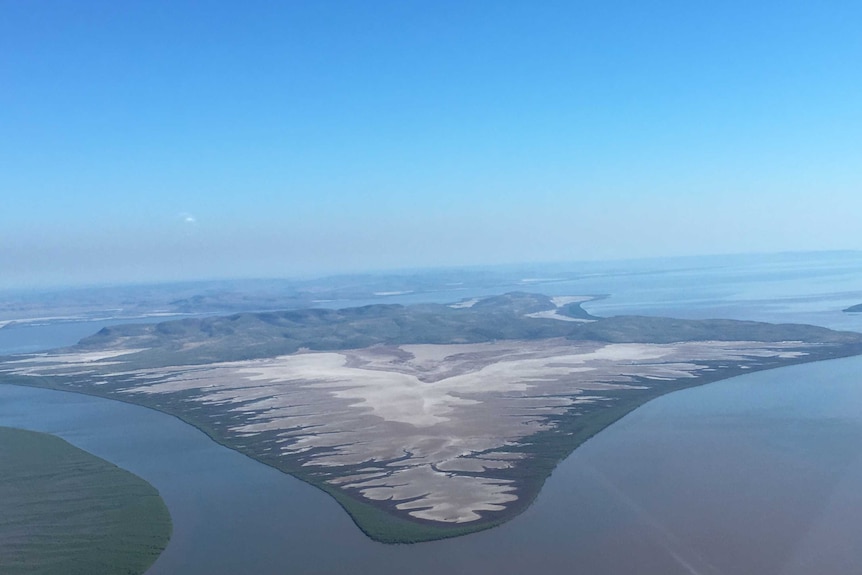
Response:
[2, 293, 861, 543]
[844, 304, 862, 313]
[0, 426, 172, 574]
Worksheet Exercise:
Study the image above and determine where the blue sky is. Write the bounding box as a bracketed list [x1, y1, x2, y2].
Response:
[2, 1, 861, 288]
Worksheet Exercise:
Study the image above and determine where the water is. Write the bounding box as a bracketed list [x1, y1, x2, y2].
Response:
[2, 252, 862, 573]
[0, 313, 219, 355]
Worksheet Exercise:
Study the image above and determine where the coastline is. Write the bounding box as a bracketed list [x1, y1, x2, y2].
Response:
[4, 340, 861, 544]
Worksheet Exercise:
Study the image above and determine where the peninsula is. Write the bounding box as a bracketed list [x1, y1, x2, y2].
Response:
[2, 293, 861, 543]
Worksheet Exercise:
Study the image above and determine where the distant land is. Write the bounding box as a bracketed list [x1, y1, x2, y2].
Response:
[0, 266, 589, 327]
[844, 304, 862, 313]
[3, 292, 862, 543]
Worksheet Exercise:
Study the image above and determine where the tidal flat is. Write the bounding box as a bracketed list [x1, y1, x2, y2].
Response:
[3, 292, 860, 542]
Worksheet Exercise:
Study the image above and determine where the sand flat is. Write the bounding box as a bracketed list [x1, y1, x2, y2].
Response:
[2, 338, 813, 525]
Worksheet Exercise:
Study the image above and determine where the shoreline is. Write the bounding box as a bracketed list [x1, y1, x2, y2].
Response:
[4, 340, 861, 544]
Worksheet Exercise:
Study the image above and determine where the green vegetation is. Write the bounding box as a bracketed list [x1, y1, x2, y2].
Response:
[0, 427, 171, 575]
[76, 293, 862, 369]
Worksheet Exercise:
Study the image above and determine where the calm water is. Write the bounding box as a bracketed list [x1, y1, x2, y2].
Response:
[2, 253, 862, 574]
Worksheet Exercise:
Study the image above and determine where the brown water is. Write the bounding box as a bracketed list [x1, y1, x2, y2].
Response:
[2, 355, 861, 574]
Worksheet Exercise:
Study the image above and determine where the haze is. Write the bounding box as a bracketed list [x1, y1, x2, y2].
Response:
[2, 1, 861, 289]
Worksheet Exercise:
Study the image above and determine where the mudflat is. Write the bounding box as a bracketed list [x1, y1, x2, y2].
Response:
[3, 292, 860, 542]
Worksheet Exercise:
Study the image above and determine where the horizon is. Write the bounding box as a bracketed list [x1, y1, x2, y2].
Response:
[3, 248, 860, 293]
[4, 2, 862, 289]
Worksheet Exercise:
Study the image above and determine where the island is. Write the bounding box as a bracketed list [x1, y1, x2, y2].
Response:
[0, 426, 171, 574]
[2, 292, 861, 543]
[844, 304, 862, 313]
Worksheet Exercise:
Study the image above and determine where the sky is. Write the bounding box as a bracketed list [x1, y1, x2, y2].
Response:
[2, 1, 861, 288]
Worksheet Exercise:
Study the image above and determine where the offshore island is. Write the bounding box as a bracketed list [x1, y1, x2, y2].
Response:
[2, 292, 862, 543]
